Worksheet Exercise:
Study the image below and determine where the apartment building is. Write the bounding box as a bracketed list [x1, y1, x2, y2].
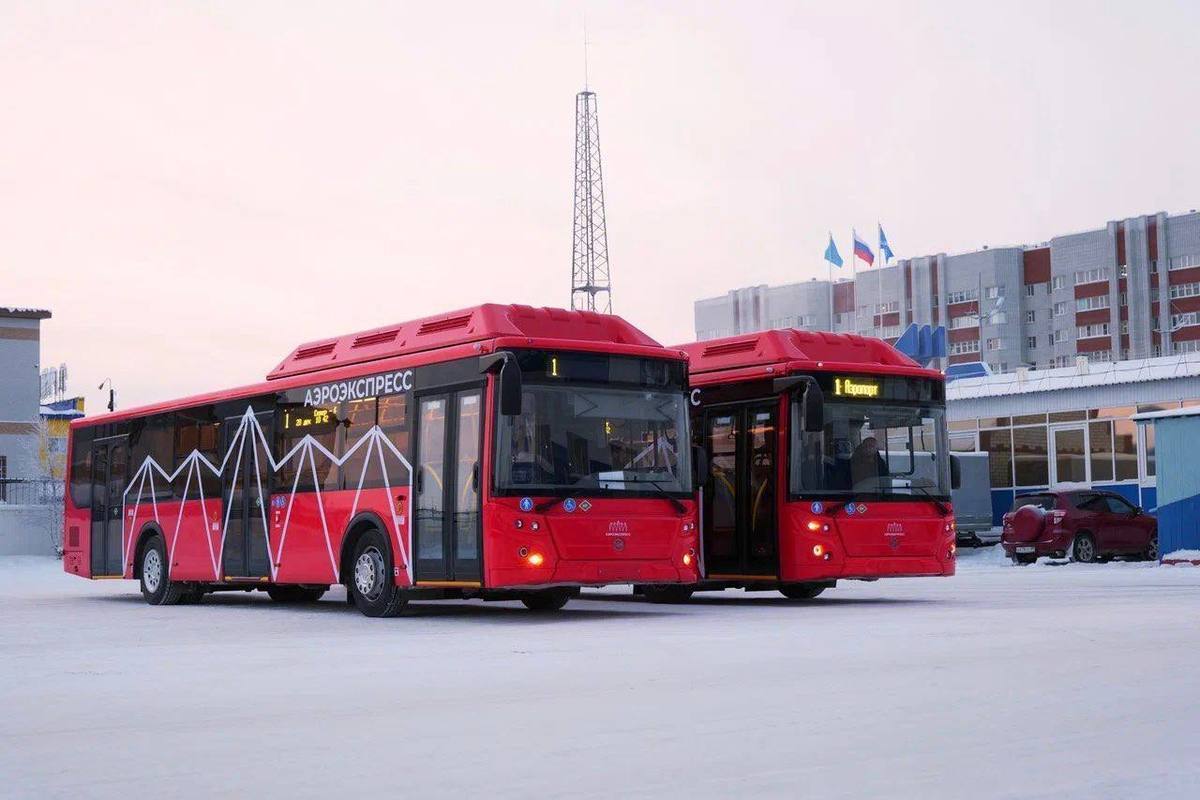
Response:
[693, 209, 1200, 372]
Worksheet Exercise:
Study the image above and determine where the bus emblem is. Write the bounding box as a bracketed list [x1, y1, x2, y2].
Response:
[563, 498, 577, 513]
[519, 497, 533, 512]
[613, 538, 625, 551]
[607, 520, 630, 536]
[885, 521, 905, 550]
[810, 501, 823, 514]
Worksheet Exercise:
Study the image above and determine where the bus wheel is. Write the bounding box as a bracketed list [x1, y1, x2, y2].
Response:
[779, 583, 826, 600]
[267, 586, 328, 603]
[138, 533, 186, 606]
[348, 530, 407, 618]
[521, 588, 573, 612]
[642, 585, 694, 604]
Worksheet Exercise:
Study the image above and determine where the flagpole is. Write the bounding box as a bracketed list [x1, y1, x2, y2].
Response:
[851, 228, 859, 334]
[878, 225, 884, 339]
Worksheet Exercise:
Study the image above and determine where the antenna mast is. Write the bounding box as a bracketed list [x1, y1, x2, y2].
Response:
[570, 29, 612, 313]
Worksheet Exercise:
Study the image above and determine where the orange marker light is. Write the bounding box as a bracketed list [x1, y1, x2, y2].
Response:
[527, 552, 545, 567]
[683, 552, 693, 566]
[806, 520, 822, 532]
[812, 544, 825, 557]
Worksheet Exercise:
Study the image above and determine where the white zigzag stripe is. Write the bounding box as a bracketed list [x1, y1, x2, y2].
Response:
[120, 406, 414, 585]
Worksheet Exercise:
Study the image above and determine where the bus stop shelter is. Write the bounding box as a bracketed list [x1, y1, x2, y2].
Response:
[1132, 407, 1200, 564]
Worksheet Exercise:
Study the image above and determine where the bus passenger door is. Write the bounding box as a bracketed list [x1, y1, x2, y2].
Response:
[414, 388, 483, 584]
[220, 412, 273, 579]
[90, 436, 127, 576]
[701, 403, 779, 579]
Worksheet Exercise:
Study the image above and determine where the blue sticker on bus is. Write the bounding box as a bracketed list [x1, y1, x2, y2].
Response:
[563, 498, 577, 513]
[846, 503, 856, 515]
[519, 497, 533, 512]
[810, 501, 823, 514]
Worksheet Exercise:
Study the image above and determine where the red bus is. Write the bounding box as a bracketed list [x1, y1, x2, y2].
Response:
[61, 304, 700, 616]
[637, 329, 957, 603]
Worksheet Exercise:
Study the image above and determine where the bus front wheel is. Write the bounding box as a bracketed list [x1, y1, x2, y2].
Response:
[521, 588, 573, 612]
[138, 533, 188, 606]
[780, 583, 827, 600]
[348, 530, 407, 618]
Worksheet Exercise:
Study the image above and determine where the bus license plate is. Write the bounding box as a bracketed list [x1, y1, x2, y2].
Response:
[1016, 546, 1035, 554]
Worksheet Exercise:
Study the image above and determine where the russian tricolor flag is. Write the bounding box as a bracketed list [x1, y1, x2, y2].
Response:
[852, 229, 875, 266]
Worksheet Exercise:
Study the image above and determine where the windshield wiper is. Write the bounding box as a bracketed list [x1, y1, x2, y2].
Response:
[626, 476, 688, 514]
[910, 485, 951, 516]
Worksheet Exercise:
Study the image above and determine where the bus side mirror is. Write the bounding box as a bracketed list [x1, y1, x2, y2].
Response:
[950, 454, 962, 490]
[692, 444, 710, 490]
[801, 383, 824, 432]
[773, 375, 823, 432]
[480, 352, 523, 416]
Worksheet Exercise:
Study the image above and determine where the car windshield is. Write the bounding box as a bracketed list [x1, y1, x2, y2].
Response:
[495, 383, 691, 495]
[790, 400, 951, 498]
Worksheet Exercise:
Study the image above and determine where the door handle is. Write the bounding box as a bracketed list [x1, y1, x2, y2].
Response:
[472, 462, 480, 492]
[416, 469, 424, 494]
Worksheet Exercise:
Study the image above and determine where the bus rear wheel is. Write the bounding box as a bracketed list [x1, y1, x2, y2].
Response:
[348, 530, 407, 618]
[267, 585, 328, 603]
[641, 585, 695, 604]
[779, 583, 827, 600]
[138, 533, 187, 606]
[521, 588, 573, 612]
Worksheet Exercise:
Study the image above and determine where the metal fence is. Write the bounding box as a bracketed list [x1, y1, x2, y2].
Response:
[0, 478, 65, 553]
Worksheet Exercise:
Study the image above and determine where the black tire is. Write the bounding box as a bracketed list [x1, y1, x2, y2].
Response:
[267, 585, 328, 603]
[641, 585, 695, 604]
[521, 587, 573, 612]
[1145, 531, 1159, 561]
[347, 529, 407, 617]
[1072, 532, 1098, 564]
[138, 533, 187, 606]
[780, 583, 827, 600]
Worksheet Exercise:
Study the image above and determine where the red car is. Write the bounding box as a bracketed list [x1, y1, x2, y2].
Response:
[1001, 490, 1158, 564]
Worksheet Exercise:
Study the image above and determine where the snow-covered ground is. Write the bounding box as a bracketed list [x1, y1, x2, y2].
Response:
[1, 549, 1198, 799]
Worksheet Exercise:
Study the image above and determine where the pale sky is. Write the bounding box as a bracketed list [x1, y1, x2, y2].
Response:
[4, 1, 1199, 410]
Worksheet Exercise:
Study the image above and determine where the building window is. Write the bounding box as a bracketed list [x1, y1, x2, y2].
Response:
[1026, 310, 1036, 323]
[949, 315, 978, 330]
[1151, 259, 1158, 274]
[1119, 292, 1128, 306]
[1052, 276, 1067, 291]
[1077, 323, 1110, 339]
[1120, 320, 1128, 335]
[946, 288, 979, 305]
[879, 324, 901, 338]
[1173, 339, 1200, 354]
[1118, 264, 1128, 278]
[979, 428, 1013, 488]
[1085, 350, 1113, 363]
[1169, 281, 1200, 299]
[1076, 295, 1111, 312]
[1053, 302, 1068, 317]
[1025, 284, 1036, 297]
[986, 338, 1002, 351]
[1171, 312, 1200, 331]
[1012, 425, 1049, 486]
[1168, 253, 1200, 270]
[985, 285, 1005, 300]
[990, 311, 1008, 325]
[949, 340, 981, 355]
[874, 301, 899, 314]
[1027, 336, 1037, 350]
[1113, 420, 1139, 480]
[1089, 420, 1115, 482]
[1053, 329, 1067, 344]
[1073, 267, 1110, 285]
[1054, 355, 1073, 367]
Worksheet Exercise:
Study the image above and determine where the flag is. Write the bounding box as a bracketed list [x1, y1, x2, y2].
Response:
[824, 233, 843, 268]
[852, 229, 875, 266]
[878, 224, 894, 262]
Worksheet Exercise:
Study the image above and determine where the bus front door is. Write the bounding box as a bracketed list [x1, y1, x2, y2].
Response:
[702, 402, 779, 580]
[414, 388, 483, 585]
[90, 436, 128, 576]
[220, 411, 273, 580]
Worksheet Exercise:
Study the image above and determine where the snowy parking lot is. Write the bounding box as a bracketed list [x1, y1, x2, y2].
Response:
[2, 549, 1198, 799]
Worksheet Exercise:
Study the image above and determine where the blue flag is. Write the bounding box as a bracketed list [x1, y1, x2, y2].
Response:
[878, 224, 894, 262]
[824, 233, 843, 268]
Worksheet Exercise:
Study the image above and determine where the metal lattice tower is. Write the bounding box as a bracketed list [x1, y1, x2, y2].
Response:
[571, 90, 612, 313]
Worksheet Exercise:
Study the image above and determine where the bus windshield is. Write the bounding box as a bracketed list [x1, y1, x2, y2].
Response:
[495, 383, 692, 495]
[790, 399, 950, 499]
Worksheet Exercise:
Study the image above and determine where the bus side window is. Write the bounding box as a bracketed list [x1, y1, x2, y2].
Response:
[69, 426, 94, 508]
[129, 414, 175, 497]
[174, 406, 221, 498]
[340, 398, 378, 490]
